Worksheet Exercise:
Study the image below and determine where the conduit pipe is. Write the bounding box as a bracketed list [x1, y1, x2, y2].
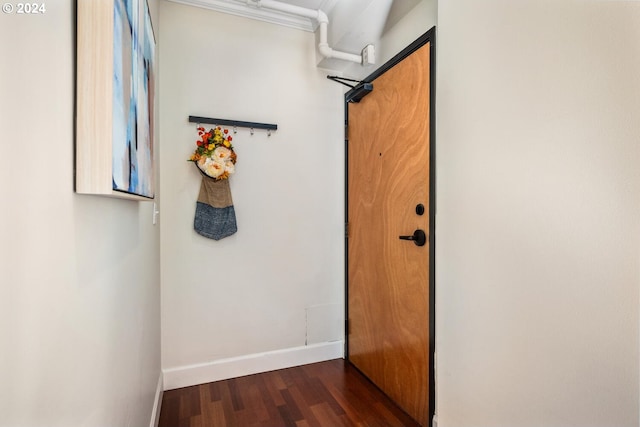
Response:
[252, 0, 364, 64]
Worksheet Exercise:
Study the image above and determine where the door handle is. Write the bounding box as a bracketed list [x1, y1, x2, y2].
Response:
[399, 229, 427, 246]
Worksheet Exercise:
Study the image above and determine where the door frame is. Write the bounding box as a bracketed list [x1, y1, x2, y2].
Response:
[344, 26, 436, 425]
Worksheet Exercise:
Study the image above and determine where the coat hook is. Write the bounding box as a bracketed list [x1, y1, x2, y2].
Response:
[233, 126, 237, 134]
[250, 128, 254, 136]
[267, 129, 271, 137]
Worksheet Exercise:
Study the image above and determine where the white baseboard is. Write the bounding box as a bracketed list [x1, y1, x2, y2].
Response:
[163, 341, 344, 391]
[149, 373, 163, 427]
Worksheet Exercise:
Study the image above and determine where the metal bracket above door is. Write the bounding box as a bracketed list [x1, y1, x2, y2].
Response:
[326, 76, 373, 103]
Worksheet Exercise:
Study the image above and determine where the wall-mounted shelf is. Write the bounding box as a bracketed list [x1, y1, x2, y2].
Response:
[189, 115, 277, 131]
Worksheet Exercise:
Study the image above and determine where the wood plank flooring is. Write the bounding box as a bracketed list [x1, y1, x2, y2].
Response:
[159, 359, 421, 427]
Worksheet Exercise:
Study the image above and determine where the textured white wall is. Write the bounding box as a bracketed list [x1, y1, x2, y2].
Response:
[0, 2, 162, 427]
[159, 2, 344, 377]
[436, 1, 640, 426]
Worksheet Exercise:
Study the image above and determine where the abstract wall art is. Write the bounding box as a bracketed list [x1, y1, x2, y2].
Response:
[76, 0, 156, 200]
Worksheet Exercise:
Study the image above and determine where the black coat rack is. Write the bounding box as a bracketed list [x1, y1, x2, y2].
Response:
[189, 115, 277, 131]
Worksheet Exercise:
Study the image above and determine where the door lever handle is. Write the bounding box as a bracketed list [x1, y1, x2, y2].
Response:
[399, 229, 427, 247]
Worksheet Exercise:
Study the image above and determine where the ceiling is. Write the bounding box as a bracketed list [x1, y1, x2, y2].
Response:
[167, 0, 420, 33]
[167, 0, 422, 71]
[166, 0, 339, 31]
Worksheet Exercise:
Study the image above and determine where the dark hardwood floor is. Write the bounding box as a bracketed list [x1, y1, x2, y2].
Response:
[159, 358, 421, 427]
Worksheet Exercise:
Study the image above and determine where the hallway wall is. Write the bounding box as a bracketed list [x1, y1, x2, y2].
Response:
[159, 1, 345, 388]
[0, 2, 162, 426]
[436, 1, 640, 426]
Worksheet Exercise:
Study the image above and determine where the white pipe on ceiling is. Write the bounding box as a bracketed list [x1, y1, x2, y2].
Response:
[252, 0, 364, 64]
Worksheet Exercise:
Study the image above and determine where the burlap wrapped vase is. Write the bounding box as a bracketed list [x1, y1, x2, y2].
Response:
[194, 175, 237, 240]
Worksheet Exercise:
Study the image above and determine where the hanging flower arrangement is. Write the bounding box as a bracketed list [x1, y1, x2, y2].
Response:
[188, 126, 237, 180]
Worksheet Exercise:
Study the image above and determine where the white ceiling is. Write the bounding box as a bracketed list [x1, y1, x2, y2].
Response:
[167, 0, 422, 72]
[166, 0, 339, 31]
[167, 0, 420, 33]
[264, 0, 333, 10]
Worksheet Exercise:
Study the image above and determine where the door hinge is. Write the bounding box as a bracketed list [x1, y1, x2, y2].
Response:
[345, 222, 350, 238]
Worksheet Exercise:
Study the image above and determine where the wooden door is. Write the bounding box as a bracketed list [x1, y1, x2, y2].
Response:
[347, 36, 433, 427]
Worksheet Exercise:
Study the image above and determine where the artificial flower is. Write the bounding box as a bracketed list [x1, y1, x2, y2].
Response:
[205, 159, 225, 178]
[213, 146, 231, 162]
[224, 160, 235, 174]
[188, 126, 237, 180]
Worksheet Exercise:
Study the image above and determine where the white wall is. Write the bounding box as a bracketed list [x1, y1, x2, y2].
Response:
[159, 1, 344, 388]
[378, 0, 436, 68]
[0, 2, 162, 427]
[340, 0, 437, 80]
[436, 1, 640, 426]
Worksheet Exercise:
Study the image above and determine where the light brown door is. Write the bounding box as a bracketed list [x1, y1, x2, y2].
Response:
[347, 40, 432, 426]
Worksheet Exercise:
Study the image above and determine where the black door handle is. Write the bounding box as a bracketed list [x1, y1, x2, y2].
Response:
[399, 229, 427, 246]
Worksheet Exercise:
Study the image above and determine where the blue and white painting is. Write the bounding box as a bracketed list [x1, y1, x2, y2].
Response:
[112, 0, 155, 198]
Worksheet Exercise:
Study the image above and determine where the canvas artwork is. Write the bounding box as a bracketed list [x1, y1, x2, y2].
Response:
[76, 0, 156, 200]
[112, 0, 155, 198]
